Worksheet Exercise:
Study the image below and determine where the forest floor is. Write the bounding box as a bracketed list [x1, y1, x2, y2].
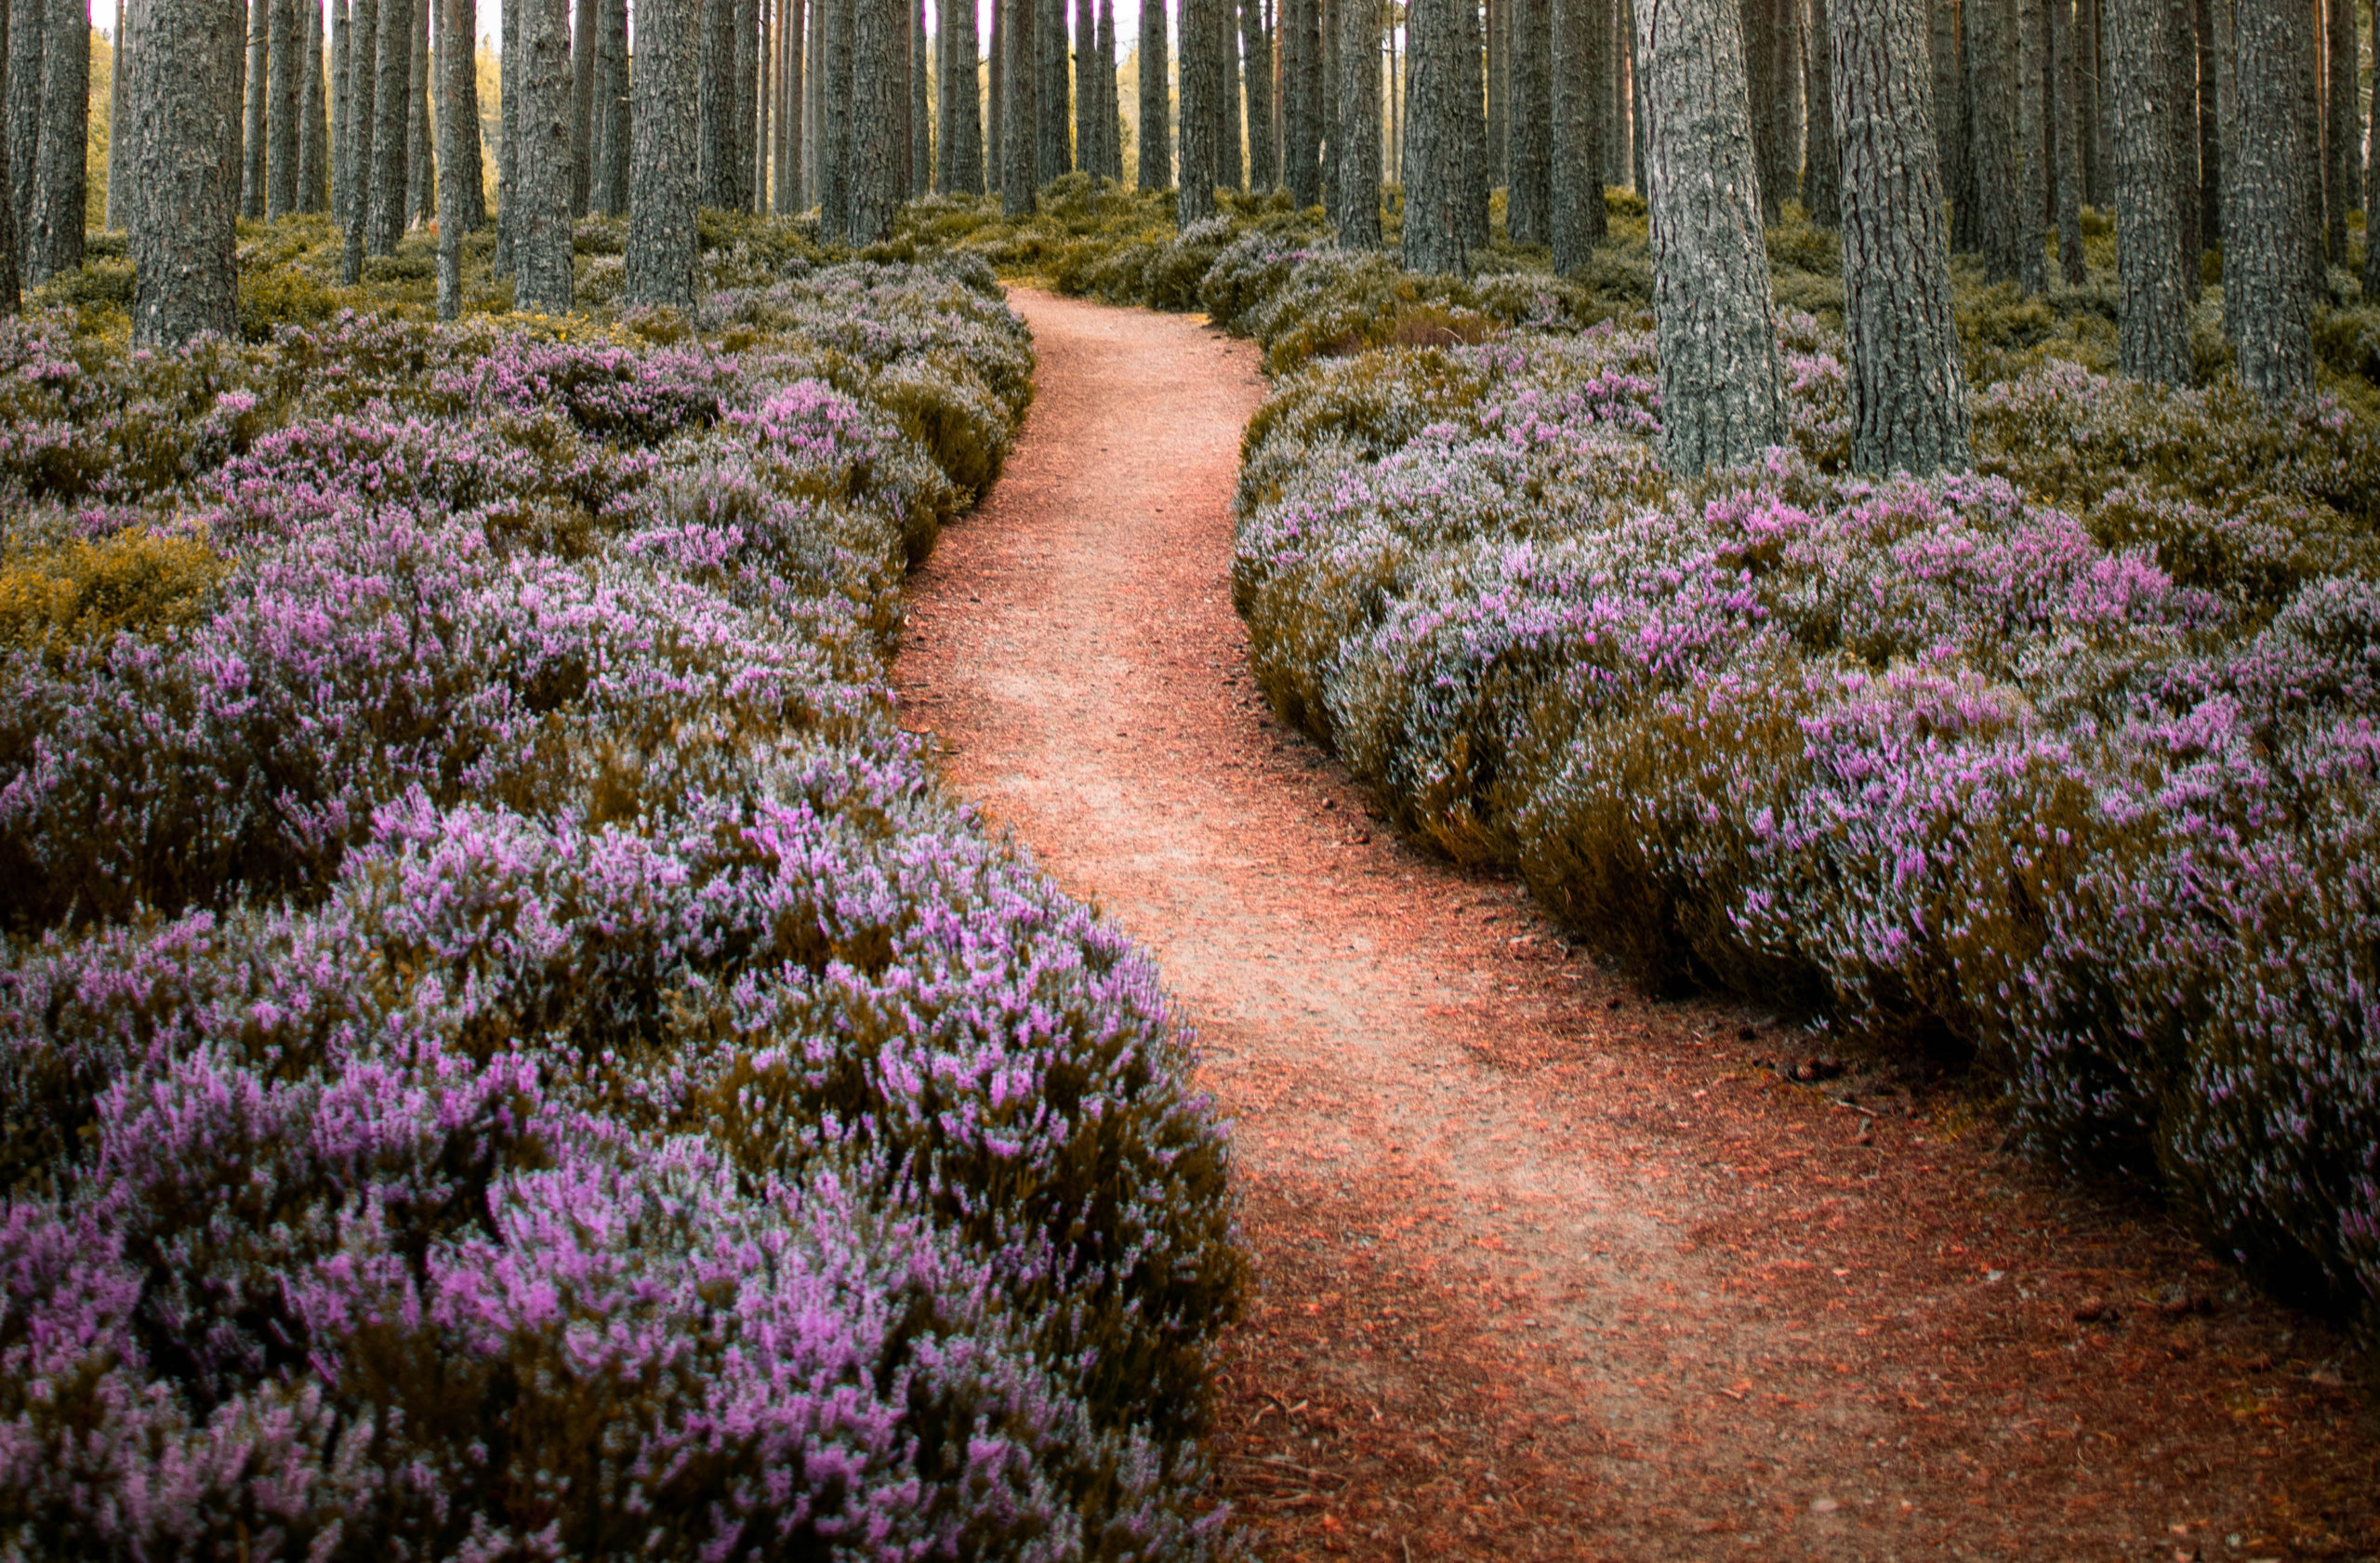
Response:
[892, 287, 2380, 1563]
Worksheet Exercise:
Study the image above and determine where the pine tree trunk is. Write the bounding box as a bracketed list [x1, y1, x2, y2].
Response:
[2051, 0, 2086, 283]
[330, 0, 348, 218]
[1401, 0, 1469, 271]
[1136, 0, 1169, 187]
[129, 0, 239, 343]
[1487, 0, 1506, 183]
[104, 0, 134, 232]
[2082, 0, 2110, 202]
[1320, 0, 1339, 212]
[406, 0, 430, 224]
[1834, 0, 1971, 473]
[298, 0, 328, 210]
[1071, 0, 1092, 173]
[2016, 0, 2046, 290]
[1457, 0, 1488, 245]
[948, 0, 980, 191]
[266, 0, 298, 214]
[1740, 0, 1782, 221]
[1283, 0, 1318, 199]
[1098, 0, 1119, 178]
[698, 0, 728, 203]
[1242, 0, 1275, 186]
[2194, 0, 2215, 243]
[1506, 0, 1549, 240]
[570, 0, 594, 209]
[627, 0, 699, 306]
[24, 0, 84, 280]
[911, 0, 930, 192]
[1932, 0, 1969, 248]
[0, 0, 19, 310]
[1180, 0, 1218, 219]
[2321, 0, 2353, 261]
[2107, 0, 2189, 382]
[806, 0, 823, 196]
[1802, 0, 1837, 224]
[496, 0, 517, 266]
[1037, 0, 1067, 176]
[449, 0, 486, 224]
[1217, 0, 1239, 189]
[435, 0, 465, 312]
[243, 0, 269, 217]
[365, 0, 408, 249]
[513, 0, 573, 305]
[1336, 0, 1379, 238]
[2162, 0, 2197, 290]
[2226, 0, 2314, 399]
[1003, 0, 1038, 209]
[1550, 0, 1606, 272]
[823, 0, 853, 223]
[737, 0, 761, 205]
[342, 0, 375, 275]
[1970, 0, 2024, 278]
[2366, 0, 2378, 303]
[777, 0, 801, 205]
[1637, 0, 1785, 474]
[845, 0, 898, 232]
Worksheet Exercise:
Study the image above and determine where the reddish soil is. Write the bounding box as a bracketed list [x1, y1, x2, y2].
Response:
[894, 287, 2380, 1562]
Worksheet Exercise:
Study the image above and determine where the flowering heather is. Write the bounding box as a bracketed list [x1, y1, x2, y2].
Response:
[0, 260, 1236, 1559]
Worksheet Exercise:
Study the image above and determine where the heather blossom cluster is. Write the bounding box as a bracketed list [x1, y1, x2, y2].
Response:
[0, 260, 1237, 1560]
[1228, 308, 2380, 1329]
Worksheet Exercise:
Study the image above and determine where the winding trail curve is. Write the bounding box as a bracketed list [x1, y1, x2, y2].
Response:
[894, 288, 2379, 1562]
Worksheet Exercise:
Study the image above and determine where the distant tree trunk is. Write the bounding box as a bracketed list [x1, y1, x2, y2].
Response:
[2161, 0, 2197, 291]
[1071, 0, 1092, 175]
[1637, 0, 1785, 474]
[1037, 0, 1067, 176]
[2194, 0, 2215, 243]
[1457, 0, 1488, 246]
[267, 0, 299, 214]
[1215, 0, 1239, 189]
[822, 0, 852, 225]
[1740, 0, 1782, 221]
[845, 0, 899, 233]
[1550, 0, 1606, 272]
[330, 0, 348, 216]
[435, 0, 465, 312]
[2015, 0, 2046, 290]
[1136, 0, 1168, 188]
[1335, 0, 1379, 239]
[2051, 0, 2087, 282]
[911, 0, 930, 192]
[2321, 0, 2353, 262]
[365, 0, 408, 250]
[2107, 0, 2190, 383]
[987, 0, 1002, 190]
[1931, 0, 1968, 246]
[22, 0, 84, 280]
[627, 0, 699, 306]
[406, 0, 430, 223]
[1180, 0, 1220, 219]
[570, 0, 594, 209]
[1834, 0, 1971, 474]
[698, 0, 728, 203]
[1242, 0, 1275, 187]
[129, 0, 239, 343]
[243, 0, 269, 216]
[806, 0, 824, 196]
[776, 0, 801, 205]
[448, 0, 485, 224]
[736, 0, 760, 205]
[1282, 0, 1318, 200]
[1970, 0, 2023, 278]
[1100, 0, 1121, 178]
[0, 0, 18, 310]
[1506, 0, 1548, 241]
[1003, 0, 1038, 210]
[495, 0, 516, 265]
[1802, 0, 1837, 225]
[945, 0, 980, 191]
[1402, 0, 1469, 272]
[2367, 0, 2378, 302]
[513, 0, 572, 306]
[341, 0, 374, 275]
[1320, 0, 1339, 213]
[2226, 0, 2314, 400]
[298, 0, 329, 210]
[2083, 0, 2109, 201]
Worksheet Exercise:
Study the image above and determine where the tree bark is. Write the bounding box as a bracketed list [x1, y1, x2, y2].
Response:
[736, 0, 761, 205]
[0, 0, 19, 310]
[1180, 0, 1222, 219]
[1458, 0, 1488, 245]
[23, 0, 84, 280]
[436, 0, 465, 313]
[513, 0, 572, 306]
[1637, 0, 1786, 474]
[1551, 0, 1606, 270]
[777, 0, 801, 205]
[1216, 0, 1240, 188]
[2320, 0, 2353, 262]
[406, 0, 430, 223]
[129, 0, 239, 343]
[945, 0, 980, 190]
[1335, 0, 1380, 238]
[1739, 0, 1782, 221]
[697, 0, 730, 204]
[1487, 0, 1505, 183]
[2015, 0, 2046, 290]
[1037, 0, 1068, 177]
[845, 0, 900, 233]
[1401, 0, 1470, 271]
[571, 0, 595, 209]
[822, 0, 853, 224]
[988, 0, 1002, 190]
[1098, 0, 1119, 178]
[2108, 0, 2190, 383]
[1802, 0, 1837, 224]
[1137, 0, 1169, 188]
[2194, 0, 2215, 244]
[2225, 0, 2314, 400]
[1969, 0, 2023, 278]
[592, 0, 627, 211]
[806, 0, 823, 196]
[627, 0, 699, 307]
[495, 0, 516, 265]
[2051, 0, 2086, 283]
[104, 0, 134, 232]
[243, 0, 269, 217]
[266, 0, 299, 214]
[1283, 0, 1318, 200]
[365, 0, 408, 250]
[912, 0, 930, 192]
[1931, 0, 1968, 248]
[2367, 0, 2378, 303]
[448, 0, 485, 224]
[1242, 0, 1275, 187]
[1003, 0, 1038, 209]
[341, 0, 374, 275]
[1506, 0, 1549, 240]
[330, 0, 347, 217]
[298, 0, 328, 210]
[1834, 0, 1971, 473]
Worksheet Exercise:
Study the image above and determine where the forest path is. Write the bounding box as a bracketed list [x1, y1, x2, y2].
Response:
[893, 287, 2378, 1562]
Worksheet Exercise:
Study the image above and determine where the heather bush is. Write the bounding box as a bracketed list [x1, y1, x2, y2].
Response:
[0, 235, 1237, 1558]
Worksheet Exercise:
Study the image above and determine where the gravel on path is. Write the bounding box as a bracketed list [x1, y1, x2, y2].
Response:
[893, 286, 2380, 1562]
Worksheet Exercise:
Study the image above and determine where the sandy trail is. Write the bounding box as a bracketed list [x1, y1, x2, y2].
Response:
[894, 287, 2377, 1562]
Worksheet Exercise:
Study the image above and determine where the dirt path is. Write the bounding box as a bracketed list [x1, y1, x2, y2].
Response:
[894, 288, 2379, 1563]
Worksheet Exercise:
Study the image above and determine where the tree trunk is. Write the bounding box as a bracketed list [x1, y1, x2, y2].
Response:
[1740, 0, 1782, 221]
[436, 0, 465, 313]
[267, 0, 299, 214]
[2016, 0, 2046, 290]
[698, 0, 729, 204]
[806, 0, 823, 196]
[406, 0, 430, 223]
[1321, 0, 1340, 213]
[1506, 0, 1549, 240]
[1242, 0, 1275, 187]
[2107, 0, 2190, 382]
[777, 0, 801, 205]
[2226, 0, 2314, 399]
[513, 0, 572, 306]
[845, 0, 899, 233]
[1099, 0, 1119, 178]
[105, 0, 135, 232]
[0, 0, 18, 310]
[2321, 0, 2353, 261]
[1550, 0, 1606, 271]
[1335, 0, 1380, 238]
[23, 0, 84, 280]
[1931, 0, 1968, 247]
[1834, 0, 1971, 473]
[737, 0, 761, 205]
[1283, 0, 1318, 199]
[2158, 0, 2196, 291]
[2194, 0, 2215, 243]
[2051, 0, 2086, 282]
[447, 0, 485, 223]
[987, 0, 1002, 191]
[1487, 0, 1506, 183]
[1457, 0, 1488, 245]
[496, 0, 517, 265]
[946, 0, 980, 191]
[1217, 0, 1239, 189]
[571, 0, 595, 209]
[2367, 0, 2378, 303]
[822, 0, 853, 224]
[298, 0, 328, 210]
[129, 0, 239, 343]
[342, 0, 374, 275]
[365, 0, 408, 250]
[1401, 0, 1470, 271]
[1637, 0, 1786, 474]
[1181, 0, 1220, 219]
[627, 0, 699, 307]
[1037, 0, 1068, 176]
[1003, 0, 1038, 209]
[911, 0, 930, 192]
[1802, 0, 1837, 225]
[1970, 0, 2023, 278]
[1071, 0, 1093, 175]
[1137, 0, 1169, 187]
[243, 0, 269, 216]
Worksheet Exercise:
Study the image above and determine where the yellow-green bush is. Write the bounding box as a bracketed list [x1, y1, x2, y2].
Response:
[0, 525, 225, 660]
